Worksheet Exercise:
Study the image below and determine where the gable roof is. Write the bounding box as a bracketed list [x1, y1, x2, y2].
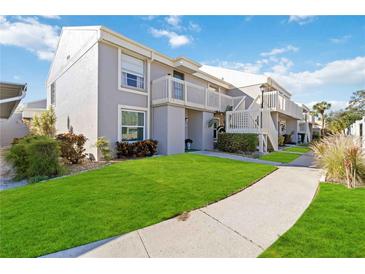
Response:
[200, 65, 268, 88]
[200, 65, 292, 97]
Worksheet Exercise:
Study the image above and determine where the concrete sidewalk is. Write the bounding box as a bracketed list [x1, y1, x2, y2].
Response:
[43, 152, 321, 258]
[74, 158, 320, 258]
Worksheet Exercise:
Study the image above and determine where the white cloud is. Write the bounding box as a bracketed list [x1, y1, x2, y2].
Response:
[288, 16, 316, 25]
[0, 16, 59, 61]
[165, 15, 182, 27]
[271, 57, 294, 74]
[330, 34, 351, 44]
[39, 15, 61, 19]
[306, 100, 349, 111]
[150, 28, 191, 48]
[261, 45, 299, 57]
[188, 21, 201, 32]
[142, 15, 157, 21]
[268, 56, 365, 94]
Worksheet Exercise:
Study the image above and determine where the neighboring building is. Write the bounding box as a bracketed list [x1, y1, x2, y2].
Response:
[348, 116, 365, 147]
[0, 96, 47, 147]
[46, 26, 308, 159]
[297, 104, 314, 143]
[0, 82, 27, 147]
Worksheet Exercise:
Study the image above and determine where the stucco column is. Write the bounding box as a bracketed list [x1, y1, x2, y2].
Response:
[152, 105, 185, 155]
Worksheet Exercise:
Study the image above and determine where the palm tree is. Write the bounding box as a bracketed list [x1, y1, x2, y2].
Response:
[312, 101, 331, 135]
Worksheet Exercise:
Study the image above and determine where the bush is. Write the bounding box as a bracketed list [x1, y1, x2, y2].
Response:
[278, 135, 285, 146]
[311, 135, 365, 188]
[217, 133, 258, 153]
[95, 137, 112, 161]
[5, 135, 63, 181]
[26, 107, 56, 137]
[116, 139, 158, 158]
[56, 132, 87, 164]
[283, 133, 293, 144]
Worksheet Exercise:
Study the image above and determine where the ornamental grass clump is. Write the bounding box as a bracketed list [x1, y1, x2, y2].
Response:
[311, 134, 365, 188]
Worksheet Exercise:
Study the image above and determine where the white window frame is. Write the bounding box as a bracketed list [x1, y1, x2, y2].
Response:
[118, 49, 147, 96]
[117, 105, 148, 142]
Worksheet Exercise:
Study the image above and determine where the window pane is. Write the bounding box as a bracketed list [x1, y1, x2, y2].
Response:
[122, 111, 145, 126]
[122, 111, 138, 126]
[137, 112, 144, 126]
[122, 72, 144, 89]
[122, 127, 144, 141]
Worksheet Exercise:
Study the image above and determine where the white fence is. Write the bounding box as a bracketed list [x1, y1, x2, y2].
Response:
[152, 76, 245, 112]
[255, 90, 303, 120]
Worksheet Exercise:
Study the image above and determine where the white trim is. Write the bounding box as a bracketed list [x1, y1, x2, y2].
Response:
[146, 59, 151, 139]
[0, 90, 25, 104]
[119, 105, 148, 111]
[118, 86, 148, 96]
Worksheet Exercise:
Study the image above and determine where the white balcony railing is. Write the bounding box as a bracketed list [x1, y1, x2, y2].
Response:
[152, 76, 245, 112]
[256, 90, 303, 120]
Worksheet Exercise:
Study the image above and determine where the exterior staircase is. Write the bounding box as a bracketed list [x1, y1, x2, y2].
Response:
[226, 95, 279, 152]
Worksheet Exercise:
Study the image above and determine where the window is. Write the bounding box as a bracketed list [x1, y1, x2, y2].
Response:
[121, 110, 145, 141]
[121, 53, 145, 90]
[50, 82, 56, 106]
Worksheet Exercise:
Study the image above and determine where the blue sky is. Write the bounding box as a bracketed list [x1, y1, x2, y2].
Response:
[1, 15, 364, 110]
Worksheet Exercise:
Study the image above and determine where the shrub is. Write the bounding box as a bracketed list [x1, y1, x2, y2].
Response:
[26, 107, 56, 137]
[283, 133, 293, 144]
[217, 133, 258, 153]
[5, 135, 63, 181]
[56, 132, 87, 164]
[278, 135, 285, 146]
[311, 135, 365, 188]
[95, 137, 112, 161]
[116, 139, 158, 158]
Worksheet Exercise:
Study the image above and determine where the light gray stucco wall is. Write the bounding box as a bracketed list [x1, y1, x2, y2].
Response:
[286, 118, 299, 143]
[152, 105, 185, 155]
[0, 112, 29, 147]
[186, 109, 213, 151]
[97, 42, 149, 158]
[24, 99, 47, 109]
[53, 43, 99, 157]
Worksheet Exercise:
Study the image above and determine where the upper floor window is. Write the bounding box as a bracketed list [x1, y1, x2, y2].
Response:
[121, 53, 145, 90]
[50, 82, 56, 106]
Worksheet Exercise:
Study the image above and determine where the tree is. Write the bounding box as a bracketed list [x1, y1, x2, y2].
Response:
[312, 101, 332, 135]
[28, 107, 56, 137]
[347, 89, 365, 114]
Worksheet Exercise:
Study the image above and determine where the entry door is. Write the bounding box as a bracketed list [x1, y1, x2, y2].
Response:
[173, 71, 184, 100]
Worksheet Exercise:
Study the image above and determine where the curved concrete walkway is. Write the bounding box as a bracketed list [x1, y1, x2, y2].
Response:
[43, 152, 321, 258]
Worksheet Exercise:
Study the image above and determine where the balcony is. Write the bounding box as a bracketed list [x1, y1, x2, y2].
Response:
[151, 76, 245, 112]
[259, 90, 303, 120]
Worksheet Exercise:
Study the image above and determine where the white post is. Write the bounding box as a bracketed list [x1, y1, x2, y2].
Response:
[205, 87, 208, 108]
[184, 81, 188, 105]
[167, 76, 171, 103]
[218, 87, 222, 111]
[259, 134, 264, 153]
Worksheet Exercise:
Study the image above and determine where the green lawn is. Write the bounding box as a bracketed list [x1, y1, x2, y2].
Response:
[260, 183, 365, 257]
[259, 151, 302, 163]
[0, 153, 276, 258]
[283, 146, 311, 154]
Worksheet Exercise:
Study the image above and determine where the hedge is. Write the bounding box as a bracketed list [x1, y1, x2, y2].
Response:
[217, 133, 258, 153]
[116, 139, 158, 158]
